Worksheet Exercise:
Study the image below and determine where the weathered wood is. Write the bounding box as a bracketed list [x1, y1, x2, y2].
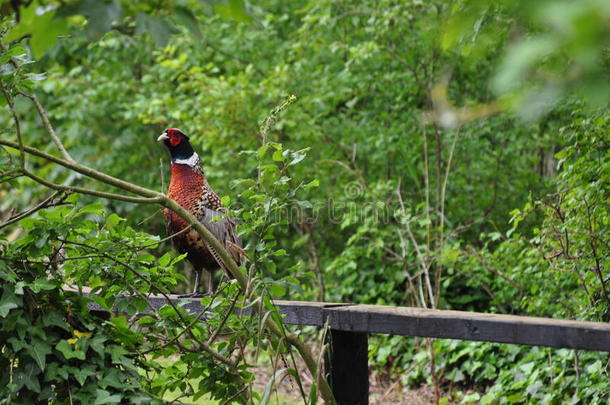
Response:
[324, 305, 610, 352]
[325, 330, 369, 405]
[270, 300, 352, 326]
[78, 290, 610, 353]
[71, 289, 610, 405]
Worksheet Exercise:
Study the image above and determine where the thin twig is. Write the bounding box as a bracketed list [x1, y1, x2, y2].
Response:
[0, 85, 25, 169]
[396, 180, 434, 308]
[0, 190, 62, 230]
[208, 290, 240, 344]
[20, 92, 75, 162]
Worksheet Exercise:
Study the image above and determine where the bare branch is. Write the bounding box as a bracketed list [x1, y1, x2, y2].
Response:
[20, 92, 75, 162]
[0, 85, 25, 169]
[0, 139, 160, 198]
[0, 190, 64, 230]
[23, 170, 163, 204]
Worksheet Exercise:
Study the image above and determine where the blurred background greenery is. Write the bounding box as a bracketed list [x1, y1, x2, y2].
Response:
[1, 0, 608, 403]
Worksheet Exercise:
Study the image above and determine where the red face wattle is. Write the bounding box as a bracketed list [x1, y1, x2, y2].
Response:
[165, 128, 184, 146]
[158, 128, 193, 161]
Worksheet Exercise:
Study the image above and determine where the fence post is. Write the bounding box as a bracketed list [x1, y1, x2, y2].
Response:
[325, 329, 369, 405]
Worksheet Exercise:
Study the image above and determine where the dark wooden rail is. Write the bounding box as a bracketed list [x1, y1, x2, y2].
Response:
[89, 295, 610, 405]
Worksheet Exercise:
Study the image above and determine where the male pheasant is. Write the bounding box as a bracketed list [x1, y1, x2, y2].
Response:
[158, 128, 242, 296]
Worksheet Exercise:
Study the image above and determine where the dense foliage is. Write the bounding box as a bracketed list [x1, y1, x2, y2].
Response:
[0, 0, 608, 403]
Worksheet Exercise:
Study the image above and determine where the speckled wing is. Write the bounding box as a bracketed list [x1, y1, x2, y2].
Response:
[196, 207, 243, 266]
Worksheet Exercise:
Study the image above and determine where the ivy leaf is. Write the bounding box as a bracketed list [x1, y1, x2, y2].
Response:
[14, 361, 41, 393]
[0, 287, 21, 318]
[73, 366, 96, 386]
[56, 340, 86, 360]
[107, 344, 129, 364]
[27, 338, 52, 372]
[8, 337, 28, 352]
[42, 310, 71, 330]
[94, 389, 123, 404]
[100, 368, 125, 389]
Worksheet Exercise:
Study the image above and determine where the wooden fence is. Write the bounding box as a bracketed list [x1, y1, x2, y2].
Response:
[92, 296, 610, 405]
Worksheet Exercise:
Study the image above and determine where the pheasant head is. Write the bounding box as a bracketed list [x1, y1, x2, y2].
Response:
[157, 128, 197, 166]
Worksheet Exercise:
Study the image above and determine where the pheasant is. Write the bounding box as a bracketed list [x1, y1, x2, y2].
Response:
[158, 128, 242, 296]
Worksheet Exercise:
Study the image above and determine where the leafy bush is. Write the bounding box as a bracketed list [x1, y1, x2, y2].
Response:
[0, 201, 156, 403]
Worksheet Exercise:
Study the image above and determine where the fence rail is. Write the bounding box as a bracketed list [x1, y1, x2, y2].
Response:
[88, 295, 610, 405]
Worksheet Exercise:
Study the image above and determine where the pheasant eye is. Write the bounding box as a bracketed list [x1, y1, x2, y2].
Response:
[169, 135, 181, 147]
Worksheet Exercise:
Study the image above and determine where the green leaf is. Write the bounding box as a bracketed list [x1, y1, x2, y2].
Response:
[105, 213, 124, 227]
[269, 283, 286, 296]
[0, 287, 21, 317]
[78, 0, 123, 39]
[273, 249, 287, 256]
[28, 278, 57, 293]
[272, 150, 285, 162]
[31, 17, 68, 59]
[214, 0, 252, 23]
[90, 335, 107, 356]
[136, 13, 178, 47]
[107, 344, 129, 364]
[15, 361, 41, 393]
[0, 45, 27, 64]
[8, 337, 28, 352]
[303, 179, 320, 189]
[158, 252, 172, 267]
[260, 368, 291, 405]
[73, 366, 96, 386]
[94, 389, 123, 404]
[173, 6, 202, 40]
[75, 202, 105, 217]
[101, 368, 125, 389]
[257, 144, 269, 159]
[6, 2, 68, 58]
[56, 340, 86, 360]
[27, 338, 52, 372]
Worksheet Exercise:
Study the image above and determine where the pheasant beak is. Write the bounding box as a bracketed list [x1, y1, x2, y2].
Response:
[157, 132, 169, 142]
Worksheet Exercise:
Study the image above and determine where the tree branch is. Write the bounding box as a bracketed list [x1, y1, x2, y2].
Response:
[20, 92, 75, 162]
[0, 190, 64, 230]
[22, 169, 163, 204]
[0, 139, 160, 198]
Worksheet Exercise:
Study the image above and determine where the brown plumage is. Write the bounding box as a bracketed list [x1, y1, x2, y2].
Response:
[158, 128, 241, 295]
